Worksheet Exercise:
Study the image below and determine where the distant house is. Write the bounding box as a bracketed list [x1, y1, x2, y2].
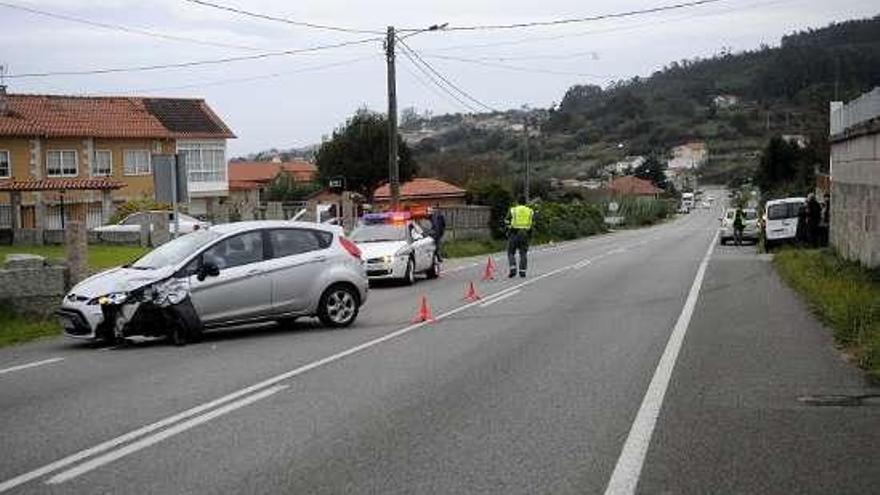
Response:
[667, 142, 707, 170]
[829, 88, 880, 268]
[0, 88, 234, 228]
[712, 94, 740, 109]
[373, 178, 466, 208]
[607, 176, 663, 198]
[781, 134, 809, 149]
[606, 155, 645, 176]
[227, 158, 317, 215]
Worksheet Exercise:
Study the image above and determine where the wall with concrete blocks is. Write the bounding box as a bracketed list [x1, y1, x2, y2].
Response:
[0, 254, 67, 318]
[830, 121, 880, 268]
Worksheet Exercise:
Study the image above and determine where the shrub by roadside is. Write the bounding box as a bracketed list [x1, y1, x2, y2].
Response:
[533, 202, 606, 243]
[774, 248, 880, 380]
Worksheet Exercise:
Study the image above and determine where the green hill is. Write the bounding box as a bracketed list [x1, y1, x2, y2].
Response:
[407, 15, 880, 187]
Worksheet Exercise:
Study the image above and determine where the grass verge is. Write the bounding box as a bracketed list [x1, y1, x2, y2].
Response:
[0, 306, 61, 348]
[0, 245, 149, 272]
[773, 248, 880, 380]
[444, 239, 507, 259]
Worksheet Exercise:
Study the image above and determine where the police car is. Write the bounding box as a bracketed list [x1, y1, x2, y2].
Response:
[350, 212, 439, 284]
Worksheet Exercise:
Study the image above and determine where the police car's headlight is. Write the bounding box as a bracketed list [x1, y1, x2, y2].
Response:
[90, 292, 129, 306]
[382, 255, 394, 263]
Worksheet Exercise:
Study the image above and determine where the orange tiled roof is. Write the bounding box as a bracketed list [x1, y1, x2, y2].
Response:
[374, 178, 466, 200]
[0, 178, 126, 191]
[227, 160, 317, 190]
[0, 94, 235, 139]
[608, 176, 663, 196]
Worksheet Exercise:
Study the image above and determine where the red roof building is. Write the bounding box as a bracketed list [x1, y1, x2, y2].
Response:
[607, 176, 664, 197]
[227, 160, 317, 191]
[373, 178, 466, 207]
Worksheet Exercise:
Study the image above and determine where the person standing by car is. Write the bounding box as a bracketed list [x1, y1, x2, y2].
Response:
[806, 193, 822, 247]
[505, 196, 535, 278]
[733, 207, 745, 246]
[428, 204, 446, 262]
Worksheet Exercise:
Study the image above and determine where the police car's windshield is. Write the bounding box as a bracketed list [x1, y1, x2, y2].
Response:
[130, 229, 221, 269]
[350, 224, 407, 243]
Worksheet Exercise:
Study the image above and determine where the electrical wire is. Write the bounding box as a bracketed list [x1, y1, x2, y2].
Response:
[5, 37, 382, 79]
[409, 0, 724, 32]
[423, 54, 610, 79]
[397, 52, 478, 113]
[0, 1, 263, 51]
[129, 54, 381, 93]
[182, 0, 385, 35]
[396, 38, 498, 113]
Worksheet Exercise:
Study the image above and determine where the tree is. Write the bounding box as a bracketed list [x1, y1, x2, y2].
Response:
[263, 171, 321, 202]
[634, 155, 668, 190]
[315, 109, 417, 199]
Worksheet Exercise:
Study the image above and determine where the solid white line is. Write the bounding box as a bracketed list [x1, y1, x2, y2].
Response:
[0, 357, 64, 376]
[47, 385, 288, 484]
[0, 233, 665, 492]
[479, 289, 521, 308]
[603, 230, 719, 495]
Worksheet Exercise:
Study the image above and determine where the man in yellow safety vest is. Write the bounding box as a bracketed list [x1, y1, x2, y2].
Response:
[505, 196, 535, 278]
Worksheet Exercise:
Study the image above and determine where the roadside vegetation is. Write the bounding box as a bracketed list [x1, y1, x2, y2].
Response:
[774, 248, 880, 380]
[0, 245, 149, 272]
[0, 306, 60, 348]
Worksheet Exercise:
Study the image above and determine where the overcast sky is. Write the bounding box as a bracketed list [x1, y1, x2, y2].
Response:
[1, 0, 877, 156]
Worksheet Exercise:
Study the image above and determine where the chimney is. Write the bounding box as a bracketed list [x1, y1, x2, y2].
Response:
[0, 85, 7, 117]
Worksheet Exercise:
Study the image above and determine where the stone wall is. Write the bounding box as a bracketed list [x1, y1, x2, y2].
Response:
[0, 254, 67, 318]
[2, 228, 142, 246]
[830, 120, 880, 268]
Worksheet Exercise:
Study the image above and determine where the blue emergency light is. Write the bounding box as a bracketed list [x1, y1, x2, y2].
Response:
[361, 211, 412, 224]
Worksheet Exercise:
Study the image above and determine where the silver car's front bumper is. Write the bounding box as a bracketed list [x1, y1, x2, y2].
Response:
[57, 299, 104, 339]
[364, 257, 407, 280]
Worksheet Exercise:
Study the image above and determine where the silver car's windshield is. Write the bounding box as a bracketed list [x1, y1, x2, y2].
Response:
[350, 224, 407, 243]
[131, 230, 221, 269]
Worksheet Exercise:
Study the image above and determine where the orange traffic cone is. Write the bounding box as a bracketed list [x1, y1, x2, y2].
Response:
[411, 295, 436, 323]
[463, 281, 482, 302]
[482, 256, 497, 281]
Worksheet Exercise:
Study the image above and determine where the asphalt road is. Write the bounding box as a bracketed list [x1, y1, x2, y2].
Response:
[1, 195, 877, 494]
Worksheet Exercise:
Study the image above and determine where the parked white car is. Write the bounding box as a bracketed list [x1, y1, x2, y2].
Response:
[762, 197, 806, 247]
[351, 212, 439, 284]
[719, 208, 759, 244]
[93, 211, 209, 234]
[57, 221, 369, 344]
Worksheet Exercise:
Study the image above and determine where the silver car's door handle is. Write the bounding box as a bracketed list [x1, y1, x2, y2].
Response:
[310, 256, 328, 263]
[246, 269, 261, 276]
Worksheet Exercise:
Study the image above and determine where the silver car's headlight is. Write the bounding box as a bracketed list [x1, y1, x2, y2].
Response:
[90, 292, 129, 306]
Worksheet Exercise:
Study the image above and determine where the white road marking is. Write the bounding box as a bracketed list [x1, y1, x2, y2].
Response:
[0, 233, 670, 491]
[479, 290, 521, 308]
[0, 357, 64, 376]
[603, 230, 719, 495]
[47, 385, 288, 484]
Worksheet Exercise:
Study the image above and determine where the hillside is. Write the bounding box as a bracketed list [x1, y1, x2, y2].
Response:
[403, 15, 880, 187]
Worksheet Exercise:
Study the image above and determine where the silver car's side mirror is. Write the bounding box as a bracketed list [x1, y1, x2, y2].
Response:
[197, 262, 220, 282]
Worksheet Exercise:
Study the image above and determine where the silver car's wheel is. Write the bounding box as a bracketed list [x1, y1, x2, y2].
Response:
[318, 285, 359, 328]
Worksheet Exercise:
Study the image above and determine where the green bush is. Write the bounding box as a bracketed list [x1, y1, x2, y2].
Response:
[614, 197, 671, 227]
[533, 202, 606, 242]
[774, 249, 880, 379]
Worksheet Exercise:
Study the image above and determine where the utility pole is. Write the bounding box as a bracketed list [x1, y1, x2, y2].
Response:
[385, 26, 400, 210]
[523, 115, 531, 202]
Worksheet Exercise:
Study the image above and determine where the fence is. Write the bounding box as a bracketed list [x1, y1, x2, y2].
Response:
[44, 203, 104, 230]
[438, 205, 492, 240]
[0, 205, 10, 228]
[830, 87, 880, 135]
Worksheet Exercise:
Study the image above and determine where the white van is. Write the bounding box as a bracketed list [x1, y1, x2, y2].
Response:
[762, 197, 806, 247]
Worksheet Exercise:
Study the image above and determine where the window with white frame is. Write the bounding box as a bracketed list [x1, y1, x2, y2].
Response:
[177, 140, 226, 183]
[92, 150, 112, 176]
[46, 150, 78, 177]
[123, 149, 151, 176]
[0, 151, 9, 178]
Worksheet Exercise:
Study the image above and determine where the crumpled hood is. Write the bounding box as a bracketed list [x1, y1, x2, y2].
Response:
[356, 241, 408, 260]
[69, 266, 176, 298]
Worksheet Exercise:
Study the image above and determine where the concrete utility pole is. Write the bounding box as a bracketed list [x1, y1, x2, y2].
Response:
[386, 26, 400, 210]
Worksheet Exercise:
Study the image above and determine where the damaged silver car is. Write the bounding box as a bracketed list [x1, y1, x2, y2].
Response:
[57, 221, 369, 345]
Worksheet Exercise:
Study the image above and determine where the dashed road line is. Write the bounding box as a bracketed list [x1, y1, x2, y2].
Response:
[0, 357, 64, 376]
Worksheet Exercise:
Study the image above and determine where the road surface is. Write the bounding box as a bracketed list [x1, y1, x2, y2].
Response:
[1, 198, 877, 494]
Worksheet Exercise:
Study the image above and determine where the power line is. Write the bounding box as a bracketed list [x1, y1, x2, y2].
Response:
[5, 37, 382, 79]
[414, 0, 724, 32]
[423, 54, 610, 79]
[182, 0, 385, 35]
[397, 51, 478, 113]
[439, 51, 600, 62]
[0, 1, 263, 51]
[130, 55, 381, 93]
[396, 38, 498, 113]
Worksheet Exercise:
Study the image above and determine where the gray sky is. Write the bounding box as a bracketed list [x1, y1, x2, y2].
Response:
[1, 0, 877, 156]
